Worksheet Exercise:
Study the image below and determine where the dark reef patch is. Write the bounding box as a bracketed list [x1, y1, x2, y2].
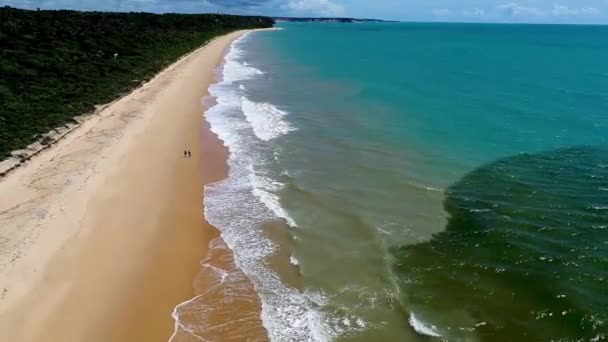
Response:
[393, 146, 608, 340]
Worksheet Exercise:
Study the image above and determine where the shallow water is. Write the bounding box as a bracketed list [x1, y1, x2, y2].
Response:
[197, 24, 608, 341]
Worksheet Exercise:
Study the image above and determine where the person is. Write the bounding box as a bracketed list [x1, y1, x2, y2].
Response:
[187, 150, 192, 158]
[184, 150, 187, 158]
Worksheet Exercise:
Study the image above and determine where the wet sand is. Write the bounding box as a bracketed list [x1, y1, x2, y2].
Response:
[0, 30, 265, 341]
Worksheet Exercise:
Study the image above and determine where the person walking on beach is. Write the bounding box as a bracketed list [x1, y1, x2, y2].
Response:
[184, 150, 187, 158]
[187, 150, 191, 158]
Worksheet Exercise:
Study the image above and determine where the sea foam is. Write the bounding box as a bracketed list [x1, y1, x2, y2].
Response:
[409, 313, 442, 337]
[220, 34, 264, 84]
[241, 97, 296, 141]
[200, 31, 365, 342]
[223, 60, 263, 84]
[249, 167, 298, 227]
[289, 254, 300, 266]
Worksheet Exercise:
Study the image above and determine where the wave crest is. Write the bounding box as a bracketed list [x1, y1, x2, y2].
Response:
[241, 97, 296, 141]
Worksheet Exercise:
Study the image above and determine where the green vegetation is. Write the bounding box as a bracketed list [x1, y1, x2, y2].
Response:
[0, 7, 273, 159]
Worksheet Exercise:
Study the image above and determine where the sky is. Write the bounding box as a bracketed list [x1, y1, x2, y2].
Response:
[2, 0, 608, 24]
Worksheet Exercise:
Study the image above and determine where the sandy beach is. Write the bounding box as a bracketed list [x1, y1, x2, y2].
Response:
[0, 29, 264, 342]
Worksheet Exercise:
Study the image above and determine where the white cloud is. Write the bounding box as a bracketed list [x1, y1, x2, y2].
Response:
[496, 2, 545, 17]
[283, 0, 344, 16]
[2, 0, 343, 16]
[430, 2, 602, 22]
[551, 4, 600, 16]
[581, 7, 601, 15]
[463, 8, 485, 17]
[0, 0, 219, 13]
[432, 8, 451, 17]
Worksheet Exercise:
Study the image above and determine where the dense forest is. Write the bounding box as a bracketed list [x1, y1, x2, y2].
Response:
[0, 7, 274, 160]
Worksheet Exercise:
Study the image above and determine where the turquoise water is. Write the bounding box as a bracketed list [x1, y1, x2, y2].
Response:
[205, 23, 608, 341]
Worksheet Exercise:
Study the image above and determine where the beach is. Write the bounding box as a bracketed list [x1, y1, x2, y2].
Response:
[194, 23, 608, 341]
[0, 29, 264, 341]
[2, 21, 607, 342]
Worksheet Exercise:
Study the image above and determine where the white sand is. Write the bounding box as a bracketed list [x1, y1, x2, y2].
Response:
[0, 30, 254, 342]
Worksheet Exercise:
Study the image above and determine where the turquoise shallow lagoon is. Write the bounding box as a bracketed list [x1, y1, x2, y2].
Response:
[205, 23, 608, 341]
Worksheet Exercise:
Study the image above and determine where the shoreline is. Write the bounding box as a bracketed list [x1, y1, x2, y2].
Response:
[0, 29, 265, 341]
[170, 29, 276, 342]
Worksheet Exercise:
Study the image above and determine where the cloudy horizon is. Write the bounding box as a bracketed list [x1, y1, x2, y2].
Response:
[2, 0, 607, 24]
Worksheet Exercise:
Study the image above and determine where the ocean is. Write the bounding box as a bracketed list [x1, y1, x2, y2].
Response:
[200, 23, 608, 341]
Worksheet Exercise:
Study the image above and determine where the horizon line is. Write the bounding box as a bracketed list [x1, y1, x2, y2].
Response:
[4, 5, 608, 26]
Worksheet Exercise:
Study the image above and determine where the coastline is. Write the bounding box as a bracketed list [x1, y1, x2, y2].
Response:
[0, 29, 264, 341]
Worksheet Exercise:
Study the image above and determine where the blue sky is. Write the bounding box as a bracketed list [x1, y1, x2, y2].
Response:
[2, 0, 607, 23]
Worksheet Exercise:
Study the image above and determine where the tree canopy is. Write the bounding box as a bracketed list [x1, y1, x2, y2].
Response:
[0, 7, 274, 159]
